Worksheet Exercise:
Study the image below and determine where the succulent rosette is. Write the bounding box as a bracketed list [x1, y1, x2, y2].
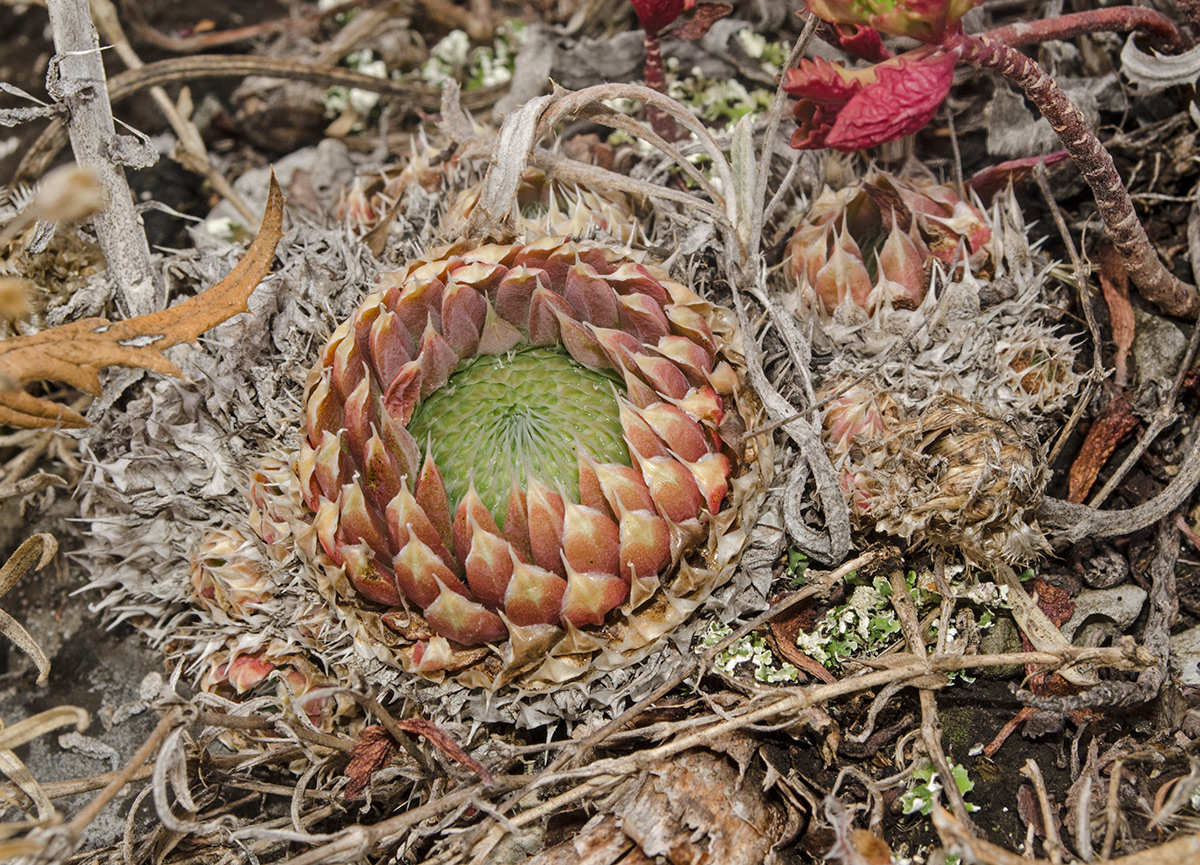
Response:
[786, 169, 991, 315]
[250, 235, 762, 689]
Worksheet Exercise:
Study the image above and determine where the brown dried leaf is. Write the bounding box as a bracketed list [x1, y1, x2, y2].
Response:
[851, 828, 893, 865]
[766, 620, 836, 684]
[1016, 783, 1044, 836]
[662, 3, 734, 41]
[1067, 392, 1140, 502]
[393, 717, 494, 787]
[0, 173, 284, 429]
[617, 750, 786, 865]
[1098, 244, 1135, 388]
[343, 725, 395, 800]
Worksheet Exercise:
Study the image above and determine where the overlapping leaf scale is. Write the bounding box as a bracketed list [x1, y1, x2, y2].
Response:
[296, 239, 740, 668]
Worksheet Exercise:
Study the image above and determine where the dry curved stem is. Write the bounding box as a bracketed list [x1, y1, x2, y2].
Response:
[458, 82, 739, 242]
[1039, 420, 1200, 543]
[954, 32, 1200, 319]
[88, 0, 258, 227]
[0, 706, 89, 855]
[0, 534, 58, 683]
[933, 803, 1200, 865]
[16, 55, 508, 183]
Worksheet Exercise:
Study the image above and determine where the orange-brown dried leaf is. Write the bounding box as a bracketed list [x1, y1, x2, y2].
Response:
[1098, 245, 1135, 388]
[1067, 392, 1139, 503]
[344, 725, 395, 800]
[0, 173, 284, 429]
[766, 619, 836, 684]
[1025, 577, 1074, 629]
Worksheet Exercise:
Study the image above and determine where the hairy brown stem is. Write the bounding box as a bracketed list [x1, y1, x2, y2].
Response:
[642, 35, 681, 141]
[954, 33, 1200, 319]
[986, 7, 1185, 51]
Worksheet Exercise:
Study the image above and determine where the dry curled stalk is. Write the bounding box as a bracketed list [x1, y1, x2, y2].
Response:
[0, 534, 58, 684]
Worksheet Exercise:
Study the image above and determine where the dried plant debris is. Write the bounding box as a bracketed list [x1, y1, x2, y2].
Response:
[0, 174, 283, 427]
[17, 4, 1200, 863]
[526, 748, 791, 865]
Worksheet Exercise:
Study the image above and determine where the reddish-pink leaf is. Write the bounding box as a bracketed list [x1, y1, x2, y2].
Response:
[631, 0, 695, 36]
[1098, 245, 1135, 389]
[784, 47, 955, 152]
[966, 151, 1070, 205]
[1067, 392, 1140, 503]
[393, 717, 495, 786]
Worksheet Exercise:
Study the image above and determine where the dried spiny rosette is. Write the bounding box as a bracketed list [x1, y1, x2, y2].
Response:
[447, 168, 638, 242]
[337, 145, 463, 234]
[857, 394, 1050, 564]
[251, 236, 762, 690]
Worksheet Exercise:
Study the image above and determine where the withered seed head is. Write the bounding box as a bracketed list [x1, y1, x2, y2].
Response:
[859, 394, 1049, 564]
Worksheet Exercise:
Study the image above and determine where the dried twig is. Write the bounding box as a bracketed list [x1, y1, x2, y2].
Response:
[44, 0, 156, 315]
[934, 803, 1200, 865]
[16, 56, 509, 183]
[1032, 162, 1103, 468]
[87, 0, 258, 227]
[955, 32, 1200, 319]
[888, 568, 975, 831]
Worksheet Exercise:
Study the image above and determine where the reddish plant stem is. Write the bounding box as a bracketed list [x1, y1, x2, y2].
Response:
[953, 32, 1200, 320]
[642, 35, 681, 140]
[986, 7, 1186, 51]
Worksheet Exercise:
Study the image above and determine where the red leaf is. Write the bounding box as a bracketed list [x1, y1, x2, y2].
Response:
[785, 47, 955, 152]
[966, 151, 1070, 205]
[631, 0, 695, 36]
[1067, 392, 1140, 503]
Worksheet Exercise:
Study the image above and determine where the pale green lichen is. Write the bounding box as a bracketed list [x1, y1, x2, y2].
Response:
[698, 623, 799, 684]
[420, 22, 525, 90]
[900, 762, 979, 816]
[794, 569, 1014, 673]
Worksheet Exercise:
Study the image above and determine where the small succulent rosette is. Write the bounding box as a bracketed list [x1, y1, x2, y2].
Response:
[785, 169, 991, 318]
[797, 173, 1079, 565]
[246, 235, 767, 691]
